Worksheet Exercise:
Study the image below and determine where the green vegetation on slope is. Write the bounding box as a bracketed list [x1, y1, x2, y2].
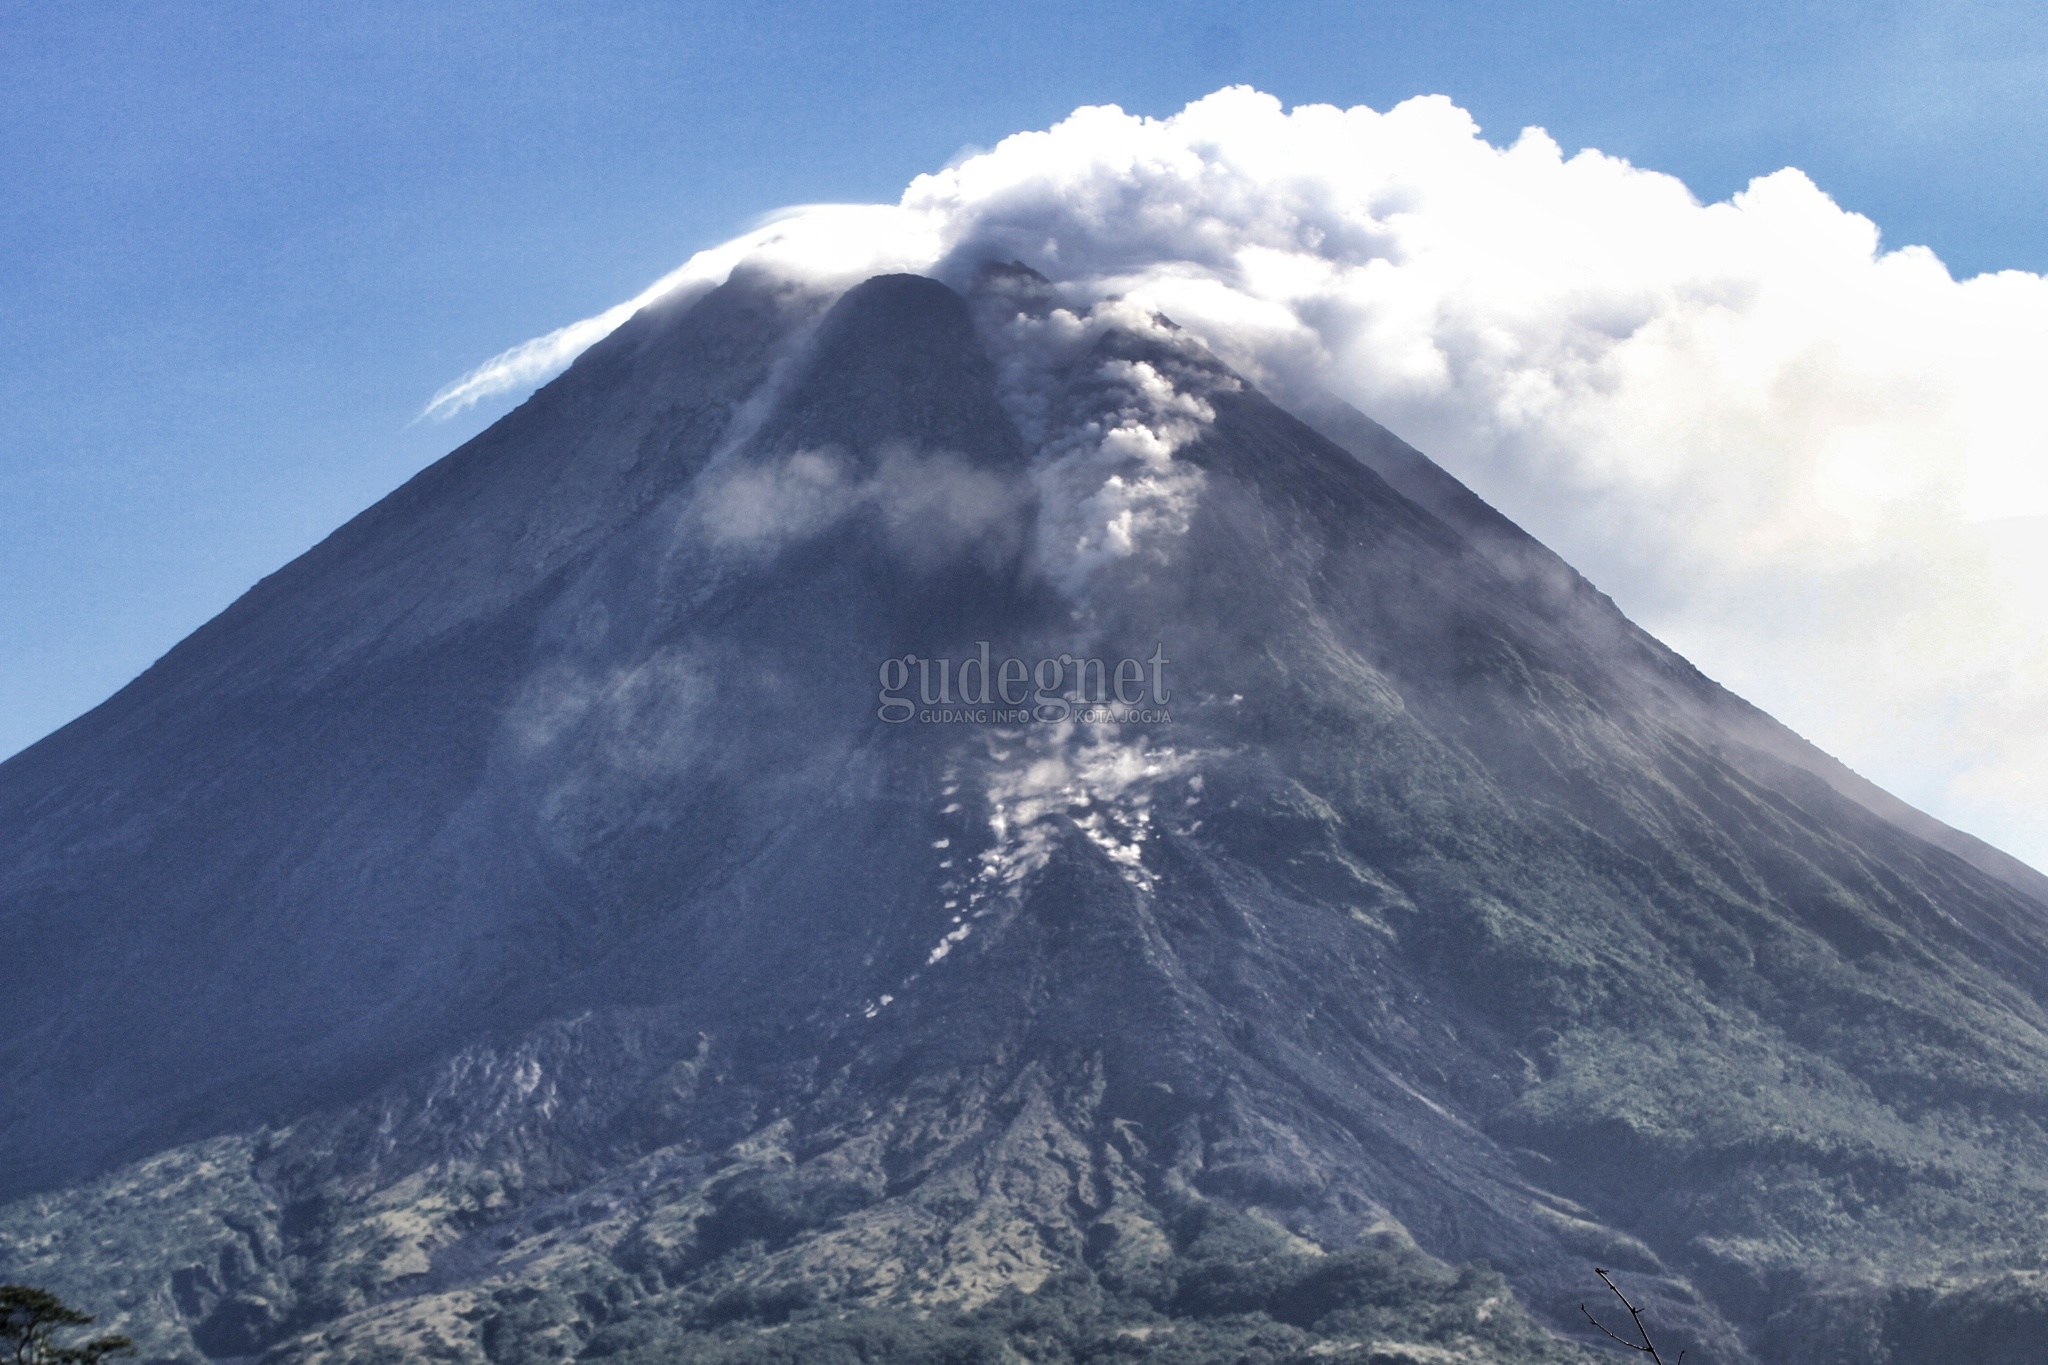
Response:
[412, 1203, 1599, 1365]
[0, 1131, 1594, 1365]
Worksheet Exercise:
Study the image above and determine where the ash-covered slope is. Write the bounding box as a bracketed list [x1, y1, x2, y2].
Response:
[6, 267, 2048, 1365]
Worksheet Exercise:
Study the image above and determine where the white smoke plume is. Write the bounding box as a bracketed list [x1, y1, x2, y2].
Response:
[430, 86, 2048, 871]
[974, 293, 1231, 596]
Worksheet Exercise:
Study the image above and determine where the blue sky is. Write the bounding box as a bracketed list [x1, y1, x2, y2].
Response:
[4, 0, 2046, 771]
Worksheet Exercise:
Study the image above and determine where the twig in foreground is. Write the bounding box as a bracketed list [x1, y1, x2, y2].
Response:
[1579, 1266, 1684, 1365]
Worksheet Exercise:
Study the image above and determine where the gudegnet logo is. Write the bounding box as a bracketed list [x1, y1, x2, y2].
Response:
[876, 643, 1172, 724]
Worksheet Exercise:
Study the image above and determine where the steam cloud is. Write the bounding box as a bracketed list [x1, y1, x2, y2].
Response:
[431, 87, 2048, 870]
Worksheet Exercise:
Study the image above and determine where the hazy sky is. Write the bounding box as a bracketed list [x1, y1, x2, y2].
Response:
[5, 2, 2047, 860]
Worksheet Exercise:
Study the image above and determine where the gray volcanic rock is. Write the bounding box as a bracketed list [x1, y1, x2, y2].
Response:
[6, 266, 2048, 1365]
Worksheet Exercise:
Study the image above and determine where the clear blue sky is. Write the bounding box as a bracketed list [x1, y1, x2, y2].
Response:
[5, 0, 2045, 760]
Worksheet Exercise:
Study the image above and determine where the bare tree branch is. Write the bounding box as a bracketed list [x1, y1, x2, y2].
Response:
[1578, 1267, 1684, 1365]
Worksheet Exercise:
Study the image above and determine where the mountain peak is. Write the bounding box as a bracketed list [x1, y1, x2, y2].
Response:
[6, 269, 2048, 1364]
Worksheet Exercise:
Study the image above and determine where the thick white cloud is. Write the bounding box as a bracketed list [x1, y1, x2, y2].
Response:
[433, 87, 2048, 870]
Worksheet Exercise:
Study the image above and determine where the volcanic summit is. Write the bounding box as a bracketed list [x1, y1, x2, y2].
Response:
[5, 265, 2048, 1365]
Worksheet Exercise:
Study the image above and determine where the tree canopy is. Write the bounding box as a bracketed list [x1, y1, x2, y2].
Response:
[0, 1286, 131, 1365]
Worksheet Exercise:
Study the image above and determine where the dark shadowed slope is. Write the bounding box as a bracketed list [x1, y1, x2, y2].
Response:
[5, 269, 2048, 1365]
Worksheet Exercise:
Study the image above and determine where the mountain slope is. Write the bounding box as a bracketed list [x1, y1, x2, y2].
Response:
[5, 267, 2048, 1365]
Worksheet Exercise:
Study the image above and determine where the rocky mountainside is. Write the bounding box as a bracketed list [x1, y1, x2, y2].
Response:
[6, 265, 2048, 1365]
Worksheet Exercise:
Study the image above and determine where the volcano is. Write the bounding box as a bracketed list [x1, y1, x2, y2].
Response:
[6, 265, 2048, 1365]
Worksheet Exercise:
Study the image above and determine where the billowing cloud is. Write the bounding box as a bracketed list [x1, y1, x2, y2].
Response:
[430, 87, 2048, 870]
